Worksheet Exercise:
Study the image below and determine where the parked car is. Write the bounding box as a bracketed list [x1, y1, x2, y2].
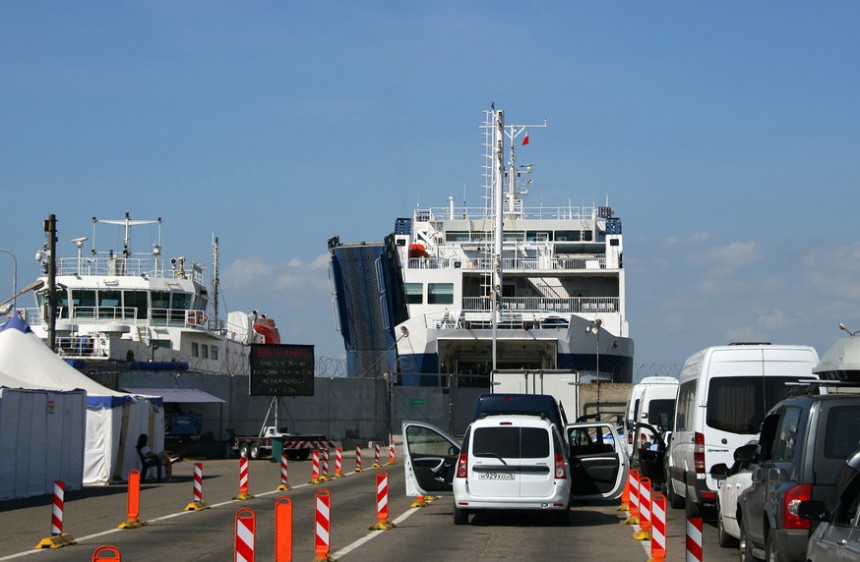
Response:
[710, 441, 758, 548]
[797, 449, 860, 561]
[624, 376, 678, 456]
[737, 386, 860, 562]
[403, 415, 571, 525]
[668, 343, 820, 512]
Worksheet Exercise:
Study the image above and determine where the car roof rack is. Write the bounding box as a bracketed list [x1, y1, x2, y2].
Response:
[785, 379, 860, 396]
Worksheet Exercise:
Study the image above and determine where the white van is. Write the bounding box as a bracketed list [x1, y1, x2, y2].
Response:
[666, 343, 819, 512]
[624, 376, 679, 455]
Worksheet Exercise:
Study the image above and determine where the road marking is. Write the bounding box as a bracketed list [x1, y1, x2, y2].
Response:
[330, 506, 422, 559]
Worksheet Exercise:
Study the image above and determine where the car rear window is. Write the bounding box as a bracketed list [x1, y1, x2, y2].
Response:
[648, 399, 675, 432]
[473, 427, 550, 459]
[824, 406, 860, 460]
[707, 376, 811, 434]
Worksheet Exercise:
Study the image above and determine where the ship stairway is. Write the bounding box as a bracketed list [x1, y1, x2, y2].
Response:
[135, 325, 149, 345]
[529, 277, 569, 299]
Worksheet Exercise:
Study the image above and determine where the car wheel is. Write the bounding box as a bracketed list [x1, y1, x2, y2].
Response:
[453, 505, 469, 525]
[739, 523, 756, 562]
[716, 503, 739, 548]
[238, 442, 250, 459]
[249, 443, 260, 460]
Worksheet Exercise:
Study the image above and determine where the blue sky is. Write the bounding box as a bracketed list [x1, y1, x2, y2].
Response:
[2, 2, 859, 376]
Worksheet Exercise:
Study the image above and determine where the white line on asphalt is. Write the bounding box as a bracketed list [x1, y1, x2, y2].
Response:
[330, 506, 422, 559]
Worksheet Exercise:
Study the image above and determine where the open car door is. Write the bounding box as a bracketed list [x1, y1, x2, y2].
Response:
[566, 421, 629, 500]
[402, 420, 461, 497]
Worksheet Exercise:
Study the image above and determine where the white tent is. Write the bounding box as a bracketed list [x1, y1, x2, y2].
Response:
[0, 317, 163, 485]
[0, 385, 86, 500]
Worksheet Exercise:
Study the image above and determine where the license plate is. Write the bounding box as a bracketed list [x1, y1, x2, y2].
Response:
[478, 472, 515, 480]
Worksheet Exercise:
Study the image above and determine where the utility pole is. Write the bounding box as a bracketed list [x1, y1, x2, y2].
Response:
[44, 215, 58, 352]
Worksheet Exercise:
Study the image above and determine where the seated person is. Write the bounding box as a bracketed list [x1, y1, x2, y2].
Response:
[136, 433, 173, 481]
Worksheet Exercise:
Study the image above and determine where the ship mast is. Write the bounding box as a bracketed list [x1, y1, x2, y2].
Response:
[212, 235, 220, 329]
[491, 110, 505, 372]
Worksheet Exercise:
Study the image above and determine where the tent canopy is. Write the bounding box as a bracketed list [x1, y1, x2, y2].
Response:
[122, 388, 225, 403]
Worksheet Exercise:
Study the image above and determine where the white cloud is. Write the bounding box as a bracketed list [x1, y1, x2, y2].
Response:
[693, 241, 762, 275]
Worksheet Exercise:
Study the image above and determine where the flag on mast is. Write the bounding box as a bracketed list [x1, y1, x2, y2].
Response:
[522, 129, 530, 146]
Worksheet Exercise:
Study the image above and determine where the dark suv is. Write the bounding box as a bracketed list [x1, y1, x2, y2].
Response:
[737, 386, 860, 562]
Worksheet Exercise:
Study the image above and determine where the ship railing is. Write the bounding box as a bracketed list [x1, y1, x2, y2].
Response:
[66, 306, 139, 322]
[407, 255, 607, 271]
[460, 296, 619, 313]
[26, 306, 208, 330]
[55, 256, 205, 284]
[414, 204, 598, 222]
[424, 311, 571, 331]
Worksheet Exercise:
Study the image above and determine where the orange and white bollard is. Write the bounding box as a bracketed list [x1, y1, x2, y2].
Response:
[626, 468, 640, 525]
[618, 470, 631, 512]
[275, 497, 292, 562]
[686, 514, 703, 562]
[386, 437, 396, 465]
[277, 453, 291, 491]
[118, 469, 146, 529]
[333, 446, 344, 478]
[313, 489, 333, 561]
[92, 546, 121, 561]
[634, 476, 652, 540]
[372, 442, 381, 468]
[648, 493, 667, 562]
[320, 449, 330, 482]
[369, 470, 395, 530]
[309, 450, 321, 484]
[354, 445, 363, 473]
[234, 456, 254, 500]
[185, 463, 210, 510]
[234, 508, 256, 562]
[36, 481, 76, 548]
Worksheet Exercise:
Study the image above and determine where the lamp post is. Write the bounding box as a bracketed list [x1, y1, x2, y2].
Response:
[587, 318, 602, 419]
[839, 323, 859, 336]
[0, 248, 18, 313]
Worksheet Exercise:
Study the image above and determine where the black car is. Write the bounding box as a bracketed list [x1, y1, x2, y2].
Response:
[737, 385, 860, 562]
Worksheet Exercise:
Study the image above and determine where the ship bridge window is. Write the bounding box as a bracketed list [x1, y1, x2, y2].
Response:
[99, 290, 120, 309]
[172, 292, 189, 310]
[405, 283, 423, 304]
[526, 231, 552, 242]
[428, 283, 454, 305]
[446, 231, 471, 242]
[152, 291, 170, 309]
[555, 231, 581, 242]
[72, 290, 96, 318]
[124, 290, 148, 320]
[502, 231, 525, 242]
[582, 230, 593, 241]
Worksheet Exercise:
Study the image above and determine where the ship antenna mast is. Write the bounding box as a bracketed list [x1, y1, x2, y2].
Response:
[212, 235, 220, 329]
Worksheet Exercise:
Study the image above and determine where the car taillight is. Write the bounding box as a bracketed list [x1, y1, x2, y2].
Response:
[783, 483, 812, 530]
[554, 453, 566, 479]
[456, 452, 468, 478]
[628, 433, 633, 445]
[694, 432, 705, 474]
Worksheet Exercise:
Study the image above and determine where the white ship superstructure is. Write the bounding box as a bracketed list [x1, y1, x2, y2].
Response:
[25, 214, 270, 375]
[391, 109, 633, 385]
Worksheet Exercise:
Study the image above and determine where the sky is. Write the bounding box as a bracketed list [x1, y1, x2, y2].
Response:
[2, 2, 859, 379]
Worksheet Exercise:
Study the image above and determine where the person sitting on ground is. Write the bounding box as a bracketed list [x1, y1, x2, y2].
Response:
[136, 433, 173, 481]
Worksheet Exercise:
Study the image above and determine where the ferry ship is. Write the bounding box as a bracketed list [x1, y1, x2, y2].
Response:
[331, 108, 634, 386]
[23, 214, 277, 376]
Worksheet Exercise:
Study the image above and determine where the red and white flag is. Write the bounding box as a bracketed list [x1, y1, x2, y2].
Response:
[522, 130, 530, 146]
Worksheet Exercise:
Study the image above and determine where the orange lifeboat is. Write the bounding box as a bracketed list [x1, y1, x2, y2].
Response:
[408, 243, 429, 258]
[253, 315, 281, 345]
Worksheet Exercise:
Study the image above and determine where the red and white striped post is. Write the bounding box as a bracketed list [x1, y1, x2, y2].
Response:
[634, 476, 653, 540]
[233, 456, 254, 500]
[354, 445, 363, 473]
[372, 442, 381, 468]
[369, 470, 395, 530]
[626, 468, 641, 525]
[320, 449, 330, 482]
[36, 481, 76, 548]
[649, 493, 667, 562]
[185, 462, 210, 510]
[309, 450, 321, 484]
[277, 453, 290, 491]
[234, 508, 256, 562]
[333, 446, 344, 478]
[313, 489, 332, 561]
[386, 437, 396, 465]
[686, 514, 703, 562]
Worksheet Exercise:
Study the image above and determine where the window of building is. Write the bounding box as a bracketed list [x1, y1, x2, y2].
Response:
[405, 283, 423, 304]
[428, 283, 454, 305]
[210, 345, 219, 361]
[191, 342, 199, 357]
[201, 344, 209, 359]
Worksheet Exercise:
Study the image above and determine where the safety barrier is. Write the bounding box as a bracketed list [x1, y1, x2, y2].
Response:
[309, 450, 321, 484]
[410, 494, 428, 508]
[118, 469, 146, 529]
[386, 437, 396, 465]
[277, 453, 291, 491]
[354, 445, 363, 472]
[234, 508, 256, 562]
[36, 480, 76, 548]
[320, 449, 330, 482]
[333, 446, 344, 478]
[314, 489, 333, 561]
[372, 442, 381, 468]
[233, 456, 254, 500]
[686, 514, 703, 562]
[185, 463, 210, 511]
[634, 476, 652, 540]
[369, 470, 395, 530]
[625, 468, 640, 525]
[275, 497, 292, 562]
[92, 545, 121, 561]
[649, 493, 667, 562]
[618, 471, 631, 512]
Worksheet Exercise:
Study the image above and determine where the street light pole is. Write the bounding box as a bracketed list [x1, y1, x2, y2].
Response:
[587, 318, 603, 419]
[0, 248, 17, 313]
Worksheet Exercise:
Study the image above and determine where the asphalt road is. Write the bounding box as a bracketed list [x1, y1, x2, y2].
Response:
[0, 449, 742, 561]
